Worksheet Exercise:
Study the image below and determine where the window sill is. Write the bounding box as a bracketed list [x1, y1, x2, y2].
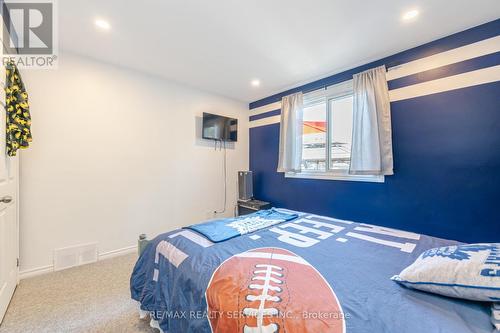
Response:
[285, 171, 384, 183]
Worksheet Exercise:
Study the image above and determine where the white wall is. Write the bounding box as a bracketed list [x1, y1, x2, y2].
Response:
[19, 53, 249, 274]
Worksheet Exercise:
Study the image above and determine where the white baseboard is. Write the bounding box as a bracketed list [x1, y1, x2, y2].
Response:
[99, 245, 137, 261]
[19, 264, 53, 280]
[19, 244, 138, 280]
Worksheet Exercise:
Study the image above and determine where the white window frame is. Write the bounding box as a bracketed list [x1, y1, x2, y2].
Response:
[285, 80, 384, 183]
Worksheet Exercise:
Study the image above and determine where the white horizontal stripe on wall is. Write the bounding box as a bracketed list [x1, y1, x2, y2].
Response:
[250, 36, 500, 128]
[250, 101, 282, 116]
[249, 115, 281, 128]
[389, 65, 500, 101]
[250, 67, 500, 128]
[386, 35, 500, 81]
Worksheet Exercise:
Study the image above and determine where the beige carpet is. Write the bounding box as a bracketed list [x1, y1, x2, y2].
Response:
[0, 253, 157, 333]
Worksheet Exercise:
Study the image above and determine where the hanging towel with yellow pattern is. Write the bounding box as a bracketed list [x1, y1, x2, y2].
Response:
[5, 60, 32, 156]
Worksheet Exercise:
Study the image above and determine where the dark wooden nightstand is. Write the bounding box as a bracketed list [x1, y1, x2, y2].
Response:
[237, 199, 271, 216]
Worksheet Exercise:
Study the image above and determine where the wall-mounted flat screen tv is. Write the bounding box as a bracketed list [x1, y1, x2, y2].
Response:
[202, 112, 238, 142]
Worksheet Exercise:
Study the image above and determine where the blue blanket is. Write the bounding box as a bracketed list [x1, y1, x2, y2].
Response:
[184, 208, 298, 242]
[131, 210, 492, 333]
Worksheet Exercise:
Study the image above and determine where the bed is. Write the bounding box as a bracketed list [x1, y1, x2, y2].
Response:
[130, 209, 493, 332]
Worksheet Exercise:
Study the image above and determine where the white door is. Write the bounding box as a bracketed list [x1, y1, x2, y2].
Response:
[0, 63, 20, 324]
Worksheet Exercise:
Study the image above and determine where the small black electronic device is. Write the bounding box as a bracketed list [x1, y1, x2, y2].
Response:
[237, 199, 271, 216]
[238, 171, 253, 201]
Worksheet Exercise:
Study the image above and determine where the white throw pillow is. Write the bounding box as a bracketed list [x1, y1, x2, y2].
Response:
[392, 243, 500, 301]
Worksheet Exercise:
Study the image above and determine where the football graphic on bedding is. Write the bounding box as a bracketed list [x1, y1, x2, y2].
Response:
[205, 247, 345, 333]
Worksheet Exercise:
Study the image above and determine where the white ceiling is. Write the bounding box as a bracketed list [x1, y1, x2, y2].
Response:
[58, 0, 500, 103]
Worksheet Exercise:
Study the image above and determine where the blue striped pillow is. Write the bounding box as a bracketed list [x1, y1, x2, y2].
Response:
[392, 243, 500, 301]
[492, 303, 499, 331]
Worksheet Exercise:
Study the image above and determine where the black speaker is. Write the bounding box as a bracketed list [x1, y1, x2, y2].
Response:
[238, 171, 253, 201]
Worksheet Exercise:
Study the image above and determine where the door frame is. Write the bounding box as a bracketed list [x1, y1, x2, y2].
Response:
[0, 4, 20, 323]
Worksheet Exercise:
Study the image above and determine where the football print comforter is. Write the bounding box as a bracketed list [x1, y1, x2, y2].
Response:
[130, 210, 493, 333]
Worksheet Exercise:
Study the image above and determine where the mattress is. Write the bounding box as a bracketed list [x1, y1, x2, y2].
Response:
[130, 210, 493, 332]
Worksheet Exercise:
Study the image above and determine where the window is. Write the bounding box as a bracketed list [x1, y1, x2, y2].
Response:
[329, 95, 353, 170]
[286, 80, 384, 182]
[301, 101, 327, 171]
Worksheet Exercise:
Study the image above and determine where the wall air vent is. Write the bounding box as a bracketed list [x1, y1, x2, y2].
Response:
[53, 243, 98, 271]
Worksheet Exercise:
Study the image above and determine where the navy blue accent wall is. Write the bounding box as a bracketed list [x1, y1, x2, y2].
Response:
[249, 20, 500, 243]
[249, 109, 281, 122]
[388, 52, 500, 90]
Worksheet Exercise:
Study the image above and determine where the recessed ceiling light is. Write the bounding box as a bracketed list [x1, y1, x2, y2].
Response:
[95, 19, 111, 30]
[251, 79, 260, 87]
[402, 9, 419, 21]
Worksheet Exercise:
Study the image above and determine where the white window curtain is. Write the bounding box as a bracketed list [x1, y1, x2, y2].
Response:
[277, 92, 303, 173]
[349, 66, 394, 176]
